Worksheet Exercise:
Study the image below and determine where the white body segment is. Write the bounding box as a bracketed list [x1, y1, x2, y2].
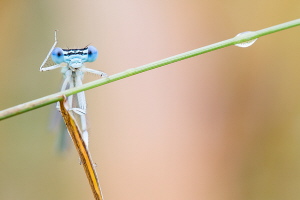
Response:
[40, 31, 107, 148]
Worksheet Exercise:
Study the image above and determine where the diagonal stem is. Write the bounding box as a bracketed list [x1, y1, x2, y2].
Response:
[0, 18, 299, 121]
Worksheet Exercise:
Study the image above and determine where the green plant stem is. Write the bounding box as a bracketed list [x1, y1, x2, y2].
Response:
[0, 18, 299, 121]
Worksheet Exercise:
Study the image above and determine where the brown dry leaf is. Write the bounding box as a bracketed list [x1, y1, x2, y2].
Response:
[59, 97, 103, 200]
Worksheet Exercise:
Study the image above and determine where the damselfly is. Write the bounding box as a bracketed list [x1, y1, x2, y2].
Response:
[40, 31, 107, 148]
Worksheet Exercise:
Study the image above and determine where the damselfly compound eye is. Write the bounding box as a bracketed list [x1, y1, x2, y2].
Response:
[51, 47, 65, 64]
[87, 46, 98, 62]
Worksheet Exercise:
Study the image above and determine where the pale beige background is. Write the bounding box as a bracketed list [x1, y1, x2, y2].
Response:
[1, 0, 300, 200]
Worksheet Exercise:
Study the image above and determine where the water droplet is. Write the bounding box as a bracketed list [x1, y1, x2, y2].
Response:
[234, 31, 258, 48]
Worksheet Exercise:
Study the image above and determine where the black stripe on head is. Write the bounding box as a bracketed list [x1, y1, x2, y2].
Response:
[62, 47, 88, 56]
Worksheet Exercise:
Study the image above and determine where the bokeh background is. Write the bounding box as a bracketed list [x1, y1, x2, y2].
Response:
[1, 0, 300, 199]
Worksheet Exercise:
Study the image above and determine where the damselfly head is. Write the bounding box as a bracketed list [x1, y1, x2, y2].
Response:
[51, 46, 99, 69]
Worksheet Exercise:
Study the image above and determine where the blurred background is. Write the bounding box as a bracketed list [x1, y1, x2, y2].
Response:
[1, 0, 300, 199]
